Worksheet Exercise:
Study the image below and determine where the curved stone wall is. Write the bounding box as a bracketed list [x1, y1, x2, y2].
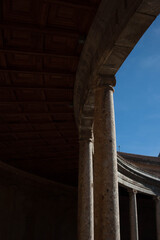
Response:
[0, 155, 159, 240]
[0, 161, 77, 240]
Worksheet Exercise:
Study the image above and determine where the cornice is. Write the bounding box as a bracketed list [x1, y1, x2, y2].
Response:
[118, 155, 160, 196]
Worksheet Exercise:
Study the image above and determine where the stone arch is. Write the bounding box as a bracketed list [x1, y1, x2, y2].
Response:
[74, 0, 160, 127]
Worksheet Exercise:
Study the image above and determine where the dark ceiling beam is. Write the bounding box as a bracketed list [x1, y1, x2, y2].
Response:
[0, 100, 73, 104]
[0, 22, 79, 37]
[0, 120, 73, 125]
[0, 146, 78, 153]
[3, 158, 78, 167]
[1, 137, 78, 143]
[0, 84, 74, 89]
[0, 155, 78, 163]
[0, 145, 78, 154]
[0, 48, 79, 59]
[43, 0, 97, 10]
[0, 144, 78, 151]
[0, 145, 78, 152]
[0, 129, 74, 135]
[0, 128, 76, 134]
[2, 139, 77, 146]
[0, 112, 73, 115]
[0, 86, 73, 90]
[0, 68, 75, 76]
[0, 157, 78, 165]
[0, 153, 78, 160]
[0, 153, 78, 159]
[0, 101, 73, 104]
[0, 139, 77, 145]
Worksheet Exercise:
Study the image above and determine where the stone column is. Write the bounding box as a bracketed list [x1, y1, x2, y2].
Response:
[155, 196, 160, 240]
[129, 189, 139, 240]
[78, 127, 94, 240]
[93, 75, 120, 240]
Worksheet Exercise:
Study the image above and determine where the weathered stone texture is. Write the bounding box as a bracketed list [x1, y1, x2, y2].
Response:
[93, 79, 120, 240]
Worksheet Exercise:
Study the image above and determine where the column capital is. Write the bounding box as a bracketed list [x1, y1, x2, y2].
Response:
[79, 126, 93, 142]
[154, 195, 160, 201]
[128, 188, 138, 195]
[97, 74, 116, 89]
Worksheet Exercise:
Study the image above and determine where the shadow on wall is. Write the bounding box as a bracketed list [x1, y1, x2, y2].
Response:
[0, 161, 77, 240]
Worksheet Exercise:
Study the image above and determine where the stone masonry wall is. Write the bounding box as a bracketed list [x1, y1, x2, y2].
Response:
[0, 161, 77, 240]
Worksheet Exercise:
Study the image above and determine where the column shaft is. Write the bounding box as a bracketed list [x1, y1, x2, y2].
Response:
[129, 190, 139, 240]
[94, 84, 120, 240]
[156, 197, 160, 240]
[78, 131, 94, 240]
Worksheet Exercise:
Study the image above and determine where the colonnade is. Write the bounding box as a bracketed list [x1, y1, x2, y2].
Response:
[78, 75, 160, 240]
[128, 190, 160, 240]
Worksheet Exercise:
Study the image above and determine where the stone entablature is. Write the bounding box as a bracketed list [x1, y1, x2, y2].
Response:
[118, 154, 160, 196]
[118, 152, 160, 178]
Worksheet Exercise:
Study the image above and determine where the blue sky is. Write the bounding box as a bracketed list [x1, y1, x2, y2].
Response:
[115, 15, 160, 157]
